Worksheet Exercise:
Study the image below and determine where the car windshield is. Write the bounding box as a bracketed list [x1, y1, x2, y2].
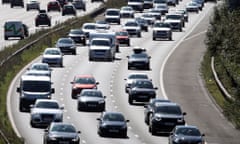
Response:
[58, 39, 73, 44]
[122, 7, 132, 11]
[45, 49, 61, 55]
[188, 2, 197, 6]
[81, 91, 103, 97]
[156, 5, 167, 9]
[51, 124, 76, 133]
[70, 30, 84, 35]
[142, 14, 154, 18]
[22, 81, 50, 92]
[131, 53, 148, 58]
[166, 14, 181, 20]
[156, 105, 182, 115]
[176, 127, 201, 136]
[154, 22, 170, 28]
[84, 24, 96, 29]
[128, 74, 148, 79]
[96, 21, 107, 24]
[35, 101, 59, 109]
[116, 31, 128, 36]
[75, 77, 95, 84]
[31, 64, 49, 71]
[133, 80, 153, 88]
[106, 10, 119, 15]
[125, 22, 138, 27]
[103, 113, 125, 121]
[91, 40, 110, 46]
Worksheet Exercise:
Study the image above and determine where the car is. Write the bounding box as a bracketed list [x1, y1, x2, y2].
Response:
[26, 62, 52, 77]
[164, 14, 183, 32]
[123, 20, 141, 37]
[141, 12, 156, 25]
[72, 0, 86, 11]
[57, 0, 68, 7]
[152, 21, 172, 40]
[35, 12, 51, 27]
[144, 98, 171, 125]
[166, 0, 178, 6]
[30, 99, 64, 128]
[62, 4, 76, 16]
[135, 17, 148, 32]
[95, 20, 110, 30]
[166, 12, 185, 26]
[77, 89, 106, 112]
[42, 48, 63, 67]
[124, 72, 149, 93]
[147, 8, 162, 20]
[55, 37, 76, 55]
[104, 8, 121, 24]
[169, 125, 205, 144]
[4, 21, 29, 40]
[154, 3, 169, 15]
[81, 23, 96, 38]
[26, 0, 40, 11]
[10, 0, 24, 8]
[185, 1, 199, 13]
[175, 9, 189, 22]
[97, 112, 129, 137]
[70, 74, 99, 99]
[68, 29, 86, 45]
[127, 0, 144, 12]
[43, 122, 81, 144]
[115, 30, 130, 46]
[47, 0, 61, 12]
[148, 102, 186, 135]
[128, 79, 158, 104]
[127, 48, 151, 70]
[192, 0, 204, 10]
[120, 6, 135, 18]
[143, 0, 154, 9]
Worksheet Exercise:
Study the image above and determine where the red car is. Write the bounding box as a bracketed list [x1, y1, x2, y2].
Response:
[70, 75, 99, 99]
[116, 30, 130, 46]
[47, 0, 61, 12]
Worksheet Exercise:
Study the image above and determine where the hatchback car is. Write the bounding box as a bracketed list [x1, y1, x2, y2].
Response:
[42, 48, 63, 67]
[70, 74, 99, 99]
[47, 0, 61, 12]
[55, 37, 76, 55]
[30, 99, 64, 128]
[35, 12, 51, 27]
[115, 30, 130, 46]
[127, 48, 151, 70]
[43, 122, 81, 144]
[26, 0, 40, 11]
[26, 62, 52, 77]
[77, 89, 106, 112]
[68, 29, 86, 45]
[97, 112, 129, 137]
[62, 4, 76, 16]
[169, 125, 205, 144]
[124, 72, 149, 93]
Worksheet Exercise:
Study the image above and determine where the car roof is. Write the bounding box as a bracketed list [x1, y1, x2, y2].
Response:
[44, 47, 61, 51]
[21, 74, 51, 81]
[35, 99, 59, 103]
[175, 125, 199, 129]
[74, 74, 94, 78]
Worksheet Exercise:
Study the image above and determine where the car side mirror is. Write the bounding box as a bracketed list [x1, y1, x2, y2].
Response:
[60, 106, 64, 110]
[29, 104, 34, 108]
[154, 87, 158, 90]
[124, 78, 127, 80]
[96, 82, 99, 85]
[126, 120, 130, 122]
[17, 87, 20, 93]
[44, 129, 48, 132]
[126, 56, 129, 58]
[143, 105, 148, 108]
[96, 118, 101, 121]
[51, 88, 55, 94]
[70, 81, 74, 84]
[103, 96, 106, 99]
[202, 133, 205, 137]
[77, 131, 81, 134]
[183, 112, 187, 115]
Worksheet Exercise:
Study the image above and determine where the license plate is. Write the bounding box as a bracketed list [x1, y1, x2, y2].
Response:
[165, 122, 174, 126]
[139, 95, 147, 98]
[88, 104, 96, 107]
[109, 129, 119, 133]
[59, 141, 69, 144]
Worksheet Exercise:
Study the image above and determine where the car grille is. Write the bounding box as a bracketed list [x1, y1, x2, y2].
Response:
[59, 46, 71, 52]
[161, 118, 178, 123]
[41, 114, 54, 122]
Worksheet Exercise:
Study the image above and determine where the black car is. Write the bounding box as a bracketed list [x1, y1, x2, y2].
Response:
[35, 12, 51, 27]
[55, 37, 76, 55]
[97, 112, 129, 137]
[57, 0, 68, 7]
[169, 125, 205, 144]
[144, 98, 171, 125]
[10, 0, 24, 8]
[72, 0, 86, 11]
[135, 17, 148, 32]
[43, 122, 81, 144]
[62, 4, 76, 16]
[77, 89, 106, 112]
[148, 102, 186, 135]
[68, 29, 86, 45]
[127, 48, 151, 70]
[128, 79, 158, 104]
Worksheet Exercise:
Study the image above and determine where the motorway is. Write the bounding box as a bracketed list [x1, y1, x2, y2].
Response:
[6, 0, 240, 144]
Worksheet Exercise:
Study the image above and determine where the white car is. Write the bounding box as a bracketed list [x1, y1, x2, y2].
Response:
[148, 8, 162, 20]
[186, 1, 199, 13]
[30, 99, 64, 128]
[42, 47, 63, 67]
[120, 6, 135, 18]
[95, 20, 110, 30]
[82, 23, 96, 38]
[26, 62, 52, 77]
[124, 72, 149, 93]
[154, 3, 169, 15]
[104, 8, 121, 24]
[123, 20, 141, 37]
[152, 21, 172, 40]
[26, 0, 40, 11]
[141, 12, 156, 25]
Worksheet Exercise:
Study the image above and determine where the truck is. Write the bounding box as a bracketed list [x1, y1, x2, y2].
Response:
[4, 21, 29, 40]
[17, 75, 55, 112]
[88, 31, 118, 61]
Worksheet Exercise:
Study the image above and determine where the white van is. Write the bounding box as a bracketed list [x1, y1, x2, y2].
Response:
[17, 75, 55, 112]
[4, 21, 29, 40]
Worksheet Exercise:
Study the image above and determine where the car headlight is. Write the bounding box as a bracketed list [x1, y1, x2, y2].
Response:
[177, 118, 184, 123]
[98, 100, 105, 104]
[72, 136, 79, 142]
[49, 136, 57, 141]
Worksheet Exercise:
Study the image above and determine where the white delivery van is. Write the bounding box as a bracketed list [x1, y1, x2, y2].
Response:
[4, 21, 29, 40]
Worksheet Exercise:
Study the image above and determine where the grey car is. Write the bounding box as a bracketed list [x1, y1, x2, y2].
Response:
[42, 47, 63, 67]
[127, 48, 151, 70]
[56, 37, 77, 55]
[26, 62, 52, 77]
[30, 99, 64, 128]
[77, 89, 106, 112]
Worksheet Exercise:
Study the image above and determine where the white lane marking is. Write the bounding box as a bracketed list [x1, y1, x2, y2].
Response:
[160, 5, 213, 100]
[184, 30, 207, 42]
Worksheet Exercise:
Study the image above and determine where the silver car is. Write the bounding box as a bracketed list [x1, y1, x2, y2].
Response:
[30, 99, 64, 128]
[42, 47, 63, 67]
[124, 72, 149, 93]
[26, 0, 40, 11]
[26, 62, 52, 77]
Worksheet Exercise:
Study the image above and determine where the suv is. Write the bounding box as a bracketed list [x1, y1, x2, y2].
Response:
[147, 102, 186, 135]
[152, 21, 172, 40]
[10, 0, 24, 8]
[128, 79, 158, 104]
[104, 8, 121, 24]
[128, 0, 144, 12]
[4, 21, 29, 40]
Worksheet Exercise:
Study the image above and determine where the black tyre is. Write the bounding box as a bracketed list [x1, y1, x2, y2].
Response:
[128, 96, 133, 105]
[4, 36, 8, 40]
[169, 36, 172, 41]
[153, 37, 156, 41]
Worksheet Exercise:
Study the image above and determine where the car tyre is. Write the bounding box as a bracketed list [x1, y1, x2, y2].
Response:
[128, 96, 133, 105]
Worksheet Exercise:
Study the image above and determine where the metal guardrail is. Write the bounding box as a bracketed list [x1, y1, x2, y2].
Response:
[0, 5, 106, 144]
[211, 57, 234, 100]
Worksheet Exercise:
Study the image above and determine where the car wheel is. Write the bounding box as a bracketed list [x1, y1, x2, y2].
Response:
[153, 37, 156, 41]
[169, 36, 172, 41]
[30, 120, 35, 128]
[128, 65, 131, 70]
[145, 28, 148, 32]
[151, 126, 157, 135]
[128, 96, 133, 105]
[138, 33, 141, 38]
[72, 50, 76, 55]
[60, 62, 63, 67]
[145, 114, 149, 125]
[4, 36, 8, 40]
[127, 42, 130, 46]
[48, 23, 51, 27]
